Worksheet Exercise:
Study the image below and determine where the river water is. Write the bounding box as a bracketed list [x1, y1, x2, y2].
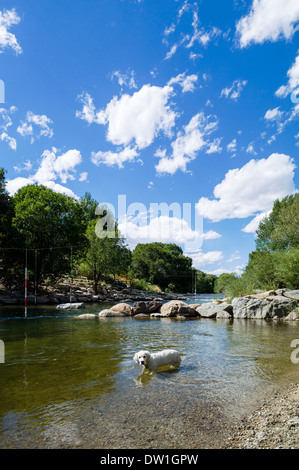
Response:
[0, 295, 298, 449]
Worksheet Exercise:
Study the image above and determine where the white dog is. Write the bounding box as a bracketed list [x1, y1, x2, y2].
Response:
[134, 349, 181, 370]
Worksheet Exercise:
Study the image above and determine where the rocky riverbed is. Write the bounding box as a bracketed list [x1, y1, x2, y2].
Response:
[0, 278, 185, 306]
[224, 383, 299, 449]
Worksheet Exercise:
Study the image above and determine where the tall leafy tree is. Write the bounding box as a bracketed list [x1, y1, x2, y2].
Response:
[11, 184, 87, 287]
[79, 208, 131, 294]
[131, 242, 193, 292]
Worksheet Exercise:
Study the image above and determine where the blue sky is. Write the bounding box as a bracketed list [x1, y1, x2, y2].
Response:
[0, 0, 298, 276]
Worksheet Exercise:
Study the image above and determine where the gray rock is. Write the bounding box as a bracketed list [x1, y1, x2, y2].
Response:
[109, 302, 132, 316]
[196, 302, 233, 319]
[284, 310, 299, 321]
[283, 290, 299, 301]
[216, 309, 233, 319]
[75, 313, 97, 319]
[56, 302, 85, 310]
[232, 295, 297, 319]
[131, 300, 162, 315]
[266, 295, 297, 318]
[98, 309, 126, 317]
[232, 297, 270, 319]
[134, 313, 151, 319]
[160, 300, 197, 317]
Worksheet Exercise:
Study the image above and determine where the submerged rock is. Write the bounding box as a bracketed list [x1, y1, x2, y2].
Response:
[56, 302, 85, 310]
[75, 313, 97, 319]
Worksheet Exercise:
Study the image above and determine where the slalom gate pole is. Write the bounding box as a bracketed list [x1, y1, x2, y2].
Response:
[25, 249, 28, 318]
[70, 246, 73, 305]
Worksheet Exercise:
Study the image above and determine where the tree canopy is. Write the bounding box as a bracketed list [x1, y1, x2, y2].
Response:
[216, 194, 299, 298]
[130, 242, 193, 292]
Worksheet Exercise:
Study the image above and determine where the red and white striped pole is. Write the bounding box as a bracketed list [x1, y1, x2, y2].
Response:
[70, 246, 73, 305]
[25, 249, 28, 318]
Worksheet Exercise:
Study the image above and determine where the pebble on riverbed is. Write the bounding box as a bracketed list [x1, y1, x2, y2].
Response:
[223, 383, 299, 449]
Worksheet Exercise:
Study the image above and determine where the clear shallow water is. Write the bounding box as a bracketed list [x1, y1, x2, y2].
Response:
[0, 295, 298, 449]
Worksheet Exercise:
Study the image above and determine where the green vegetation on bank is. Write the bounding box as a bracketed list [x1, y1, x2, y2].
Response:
[0, 167, 298, 296]
[215, 194, 299, 298]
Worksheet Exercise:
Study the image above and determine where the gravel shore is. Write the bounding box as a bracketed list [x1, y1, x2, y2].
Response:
[224, 383, 299, 449]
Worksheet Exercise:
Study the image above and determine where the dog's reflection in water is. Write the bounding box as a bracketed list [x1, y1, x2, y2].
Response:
[134, 363, 181, 387]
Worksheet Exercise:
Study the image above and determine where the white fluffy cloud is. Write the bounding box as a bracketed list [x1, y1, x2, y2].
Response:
[0, 106, 17, 149]
[227, 138, 237, 153]
[264, 107, 283, 121]
[0, 131, 16, 150]
[34, 148, 82, 184]
[118, 213, 200, 249]
[111, 69, 137, 89]
[77, 84, 177, 150]
[197, 153, 296, 223]
[6, 148, 82, 198]
[163, 1, 222, 60]
[155, 112, 219, 174]
[275, 52, 299, 98]
[91, 146, 140, 168]
[242, 210, 271, 233]
[0, 9, 22, 54]
[236, 0, 299, 48]
[17, 111, 54, 142]
[168, 73, 198, 93]
[221, 80, 247, 101]
[185, 249, 223, 269]
[202, 230, 222, 240]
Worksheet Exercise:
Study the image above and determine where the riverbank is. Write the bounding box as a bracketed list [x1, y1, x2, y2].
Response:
[0, 277, 187, 306]
[224, 383, 299, 449]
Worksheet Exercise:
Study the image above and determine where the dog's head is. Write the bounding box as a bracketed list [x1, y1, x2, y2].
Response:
[134, 350, 150, 368]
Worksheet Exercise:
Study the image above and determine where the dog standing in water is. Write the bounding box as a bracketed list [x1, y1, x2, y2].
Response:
[134, 349, 181, 370]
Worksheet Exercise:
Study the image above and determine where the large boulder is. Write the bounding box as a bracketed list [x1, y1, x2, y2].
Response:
[232, 296, 297, 319]
[196, 302, 233, 319]
[159, 300, 197, 317]
[232, 297, 270, 319]
[266, 295, 297, 318]
[98, 302, 132, 317]
[98, 308, 126, 317]
[282, 290, 299, 302]
[109, 302, 132, 316]
[245, 290, 276, 300]
[131, 300, 162, 315]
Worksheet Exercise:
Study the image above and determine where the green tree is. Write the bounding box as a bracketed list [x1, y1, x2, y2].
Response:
[0, 168, 13, 246]
[222, 194, 299, 297]
[79, 208, 131, 294]
[79, 192, 99, 223]
[273, 248, 299, 289]
[11, 184, 87, 287]
[0, 168, 22, 288]
[214, 273, 239, 294]
[131, 242, 193, 292]
[256, 194, 299, 252]
[196, 270, 217, 293]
